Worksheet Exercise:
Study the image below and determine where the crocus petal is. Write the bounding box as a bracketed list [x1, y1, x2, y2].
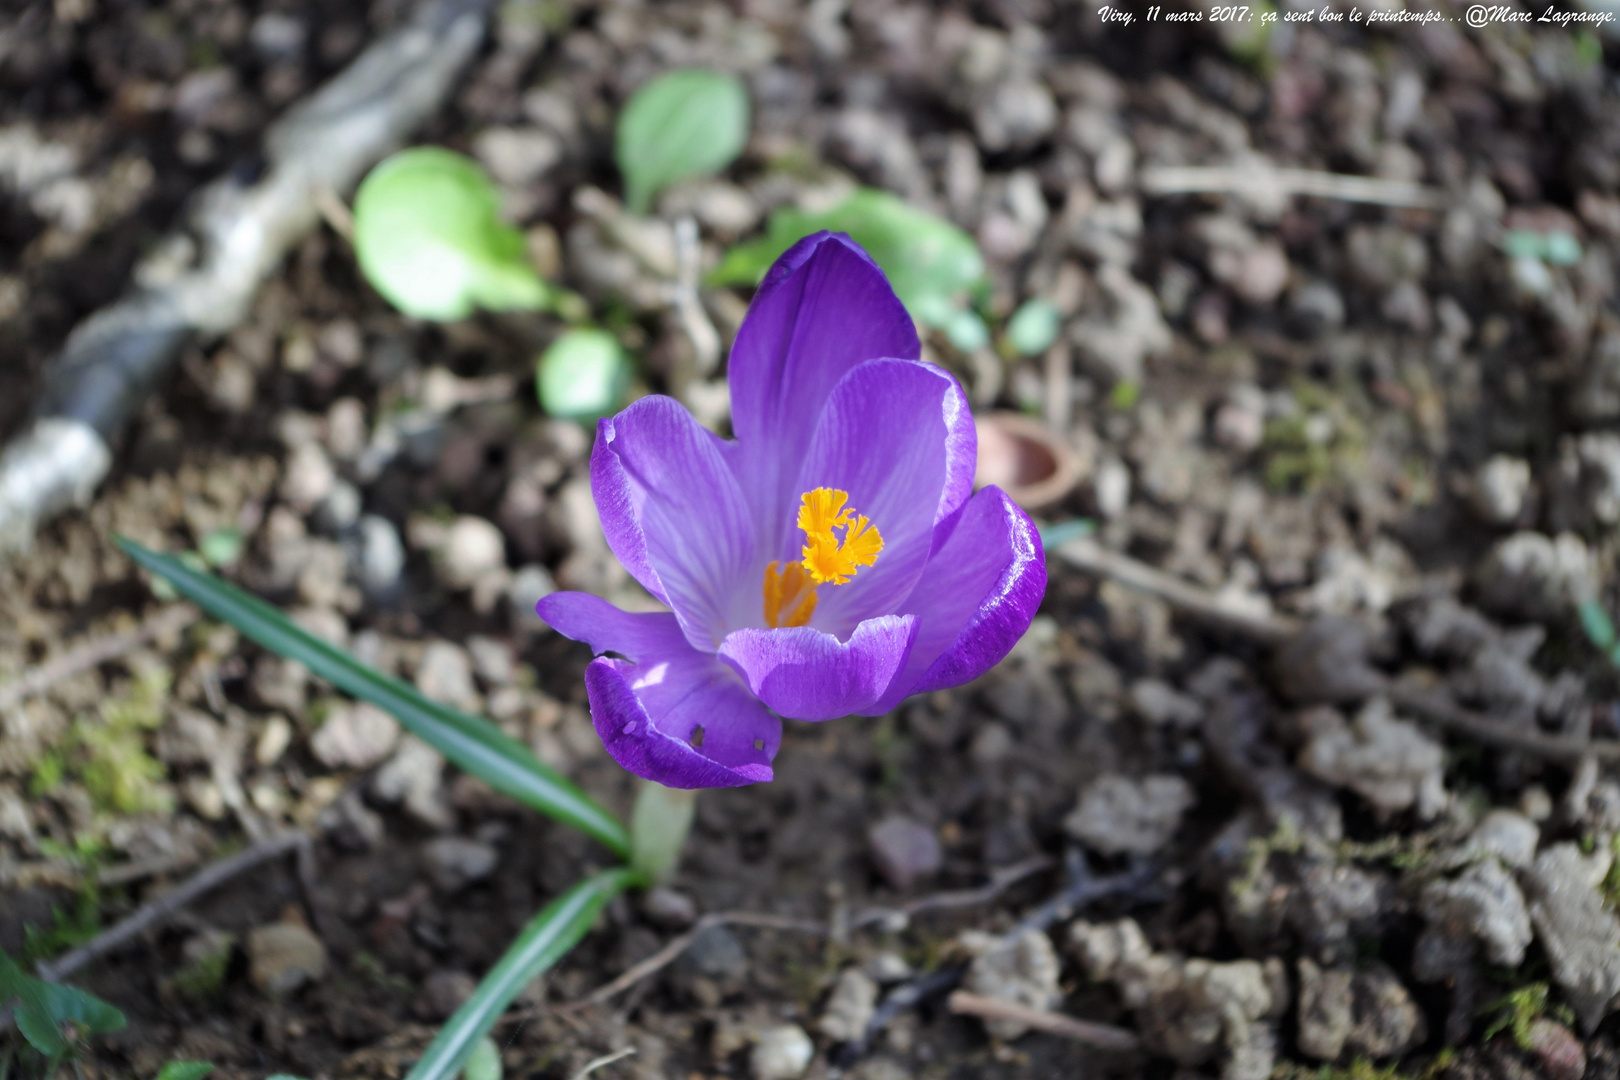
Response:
[792, 359, 975, 638]
[727, 232, 921, 560]
[718, 614, 918, 721]
[540, 592, 779, 788]
[591, 395, 756, 650]
[862, 487, 1045, 715]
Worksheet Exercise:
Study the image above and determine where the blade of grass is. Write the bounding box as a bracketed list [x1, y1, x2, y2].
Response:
[117, 538, 629, 858]
[406, 867, 640, 1080]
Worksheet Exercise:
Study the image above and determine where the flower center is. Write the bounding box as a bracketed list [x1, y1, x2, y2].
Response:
[761, 487, 885, 628]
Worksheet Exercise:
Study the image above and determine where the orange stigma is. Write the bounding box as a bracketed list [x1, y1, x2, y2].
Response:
[761, 488, 885, 627]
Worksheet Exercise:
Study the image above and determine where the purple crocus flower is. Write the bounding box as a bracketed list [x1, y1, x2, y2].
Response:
[537, 232, 1046, 789]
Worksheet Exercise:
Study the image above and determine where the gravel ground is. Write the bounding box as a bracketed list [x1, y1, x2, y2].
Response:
[4, 2, 1620, 1079]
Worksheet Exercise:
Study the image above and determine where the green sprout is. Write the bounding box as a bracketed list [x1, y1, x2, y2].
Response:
[1480, 982, 1573, 1048]
[616, 69, 750, 214]
[1002, 298, 1062, 358]
[353, 148, 551, 322]
[712, 187, 987, 341]
[535, 329, 632, 421]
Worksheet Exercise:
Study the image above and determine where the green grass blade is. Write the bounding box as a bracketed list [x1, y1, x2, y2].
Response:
[405, 867, 639, 1080]
[117, 538, 629, 858]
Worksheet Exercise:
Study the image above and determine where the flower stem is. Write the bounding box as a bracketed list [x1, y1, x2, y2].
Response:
[630, 781, 698, 884]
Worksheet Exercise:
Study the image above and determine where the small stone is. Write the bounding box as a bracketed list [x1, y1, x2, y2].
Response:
[1298, 698, 1446, 819]
[973, 79, 1058, 152]
[255, 715, 292, 767]
[1524, 842, 1620, 1031]
[1471, 455, 1532, 526]
[1093, 455, 1130, 518]
[414, 970, 477, 1021]
[439, 516, 506, 590]
[866, 952, 913, 984]
[466, 636, 514, 686]
[1296, 958, 1353, 1061]
[676, 924, 749, 986]
[1475, 531, 1596, 622]
[1420, 859, 1532, 968]
[961, 929, 1061, 1040]
[509, 564, 557, 633]
[1466, 809, 1540, 869]
[359, 515, 405, 593]
[314, 480, 362, 533]
[472, 126, 562, 187]
[421, 836, 499, 892]
[373, 736, 451, 829]
[1523, 1017, 1587, 1080]
[249, 12, 306, 60]
[416, 641, 479, 711]
[820, 967, 878, 1043]
[1063, 774, 1194, 855]
[641, 886, 697, 929]
[1129, 679, 1203, 727]
[246, 923, 328, 996]
[750, 1024, 814, 1080]
[1345, 965, 1425, 1059]
[279, 441, 335, 513]
[311, 701, 400, 770]
[867, 816, 942, 890]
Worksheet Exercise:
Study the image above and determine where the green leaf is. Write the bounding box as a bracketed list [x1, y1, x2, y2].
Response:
[616, 69, 750, 214]
[0, 951, 126, 1060]
[155, 1063, 215, 1080]
[1004, 299, 1062, 357]
[353, 148, 551, 322]
[710, 188, 986, 330]
[116, 539, 630, 859]
[536, 329, 632, 421]
[461, 1038, 503, 1080]
[405, 868, 639, 1080]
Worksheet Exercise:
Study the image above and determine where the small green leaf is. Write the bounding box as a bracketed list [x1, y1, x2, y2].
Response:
[711, 188, 986, 330]
[155, 1063, 215, 1080]
[1110, 380, 1141, 410]
[353, 148, 550, 322]
[116, 539, 630, 859]
[405, 868, 639, 1080]
[1004, 299, 1062, 357]
[198, 528, 244, 569]
[943, 309, 989, 354]
[0, 951, 126, 1060]
[461, 1038, 503, 1080]
[617, 69, 750, 214]
[536, 329, 632, 421]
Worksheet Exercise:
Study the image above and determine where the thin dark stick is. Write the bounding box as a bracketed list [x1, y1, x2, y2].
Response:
[0, 605, 197, 711]
[36, 831, 309, 982]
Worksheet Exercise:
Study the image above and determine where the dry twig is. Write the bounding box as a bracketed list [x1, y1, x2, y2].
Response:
[37, 830, 310, 982]
[1139, 164, 1442, 209]
[0, 604, 198, 711]
[567, 1046, 637, 1080]
[947, 991, 1141, 1051]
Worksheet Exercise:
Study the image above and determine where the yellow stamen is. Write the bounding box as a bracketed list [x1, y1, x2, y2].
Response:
[797, 487, 883, 585]
[762, 489, 885, 625]
[762, 560, 817, 628]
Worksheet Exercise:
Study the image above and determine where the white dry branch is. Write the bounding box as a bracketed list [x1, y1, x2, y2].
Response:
[0, 0, 496, 554]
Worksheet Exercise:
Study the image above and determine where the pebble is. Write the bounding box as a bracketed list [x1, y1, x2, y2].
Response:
[865, 952, 913, 984]
[750, 1024, 814, 1080]
[415, 641, 479, 711]
[314, 479, 362, 533]
[472, 126, 562, 187]
[819, 967, 878, 1043]
[1524, 1017, 1587, 1080]
[1523, 842, 1620, 1031]
[1474, 531, 1596, 622]
[249, 12, 307, 61]
[439, 516, 507, 591]
[359, 514, 406, 593]
[246, 923, 328, 996]
[414, 970, 477, 1021]
[1470, 455, 1532, 525]
[676, 923, 749, 986]
[1129, 679, 1203, 728]
[1299, 698, 1447, 819]
[1419, 859, 1532, 968]
[642, 886, 697, 929]
[960, 928, 1061, 1040]
[466, 636, 514, 686]
[279, 441, 336, 513]
[421, 836, 499, 892]
[311, 701, 400, 770]
[509, 564, 558, 633]
[373, 736, 451, 829]
[1064, 774, 1194, 856]
[1093, 455, 1131, 518]
[867, 816, 943, 890]
[254, 715, 292, 767]
[973, 79, 1058, 152]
